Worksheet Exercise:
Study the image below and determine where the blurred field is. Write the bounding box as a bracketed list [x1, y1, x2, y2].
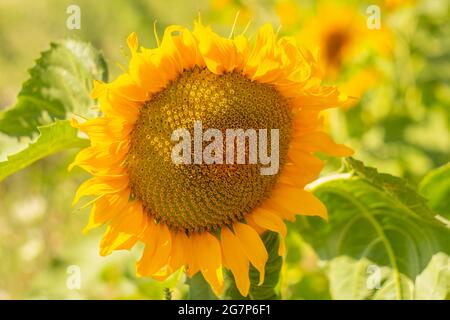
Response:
[0, 0, 449, 299]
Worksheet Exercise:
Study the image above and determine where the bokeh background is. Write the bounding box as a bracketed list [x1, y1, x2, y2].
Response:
[0, 0, 449, 299]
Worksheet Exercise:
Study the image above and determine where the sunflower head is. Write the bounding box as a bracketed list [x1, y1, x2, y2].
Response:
[70, 20, 353, 296]
[126, 66, 293, 233]
[298, 3, 393, 78]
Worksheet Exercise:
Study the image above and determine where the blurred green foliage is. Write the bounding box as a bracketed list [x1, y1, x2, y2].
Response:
[0, 0, 448, 299]
[332, 0, 450, 182]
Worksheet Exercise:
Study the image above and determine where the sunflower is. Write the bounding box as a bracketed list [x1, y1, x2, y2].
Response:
[297, 3, 392, 79]
[70, 20, 353, 296]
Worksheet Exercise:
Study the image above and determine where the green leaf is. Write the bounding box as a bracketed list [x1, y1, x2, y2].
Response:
[344, 157, 437, 221]
[0, 120, 88, 182]
[0, 39, 108, 137]
[297, 158, 450, 299]
[225, 231, 282, 300]
[187, 272, 218, 300]
[419, 163, 450, 219]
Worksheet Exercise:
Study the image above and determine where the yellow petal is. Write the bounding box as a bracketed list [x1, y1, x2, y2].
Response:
[151, 231, 188, 281]
[99, 226, 135, 256]
[291, 109, 322, 134]
[295, 86, 350, 110]
[160, 25, 204, 71]
[233, 222, 268, 285]
[168, 231, 188, 272]
[193, 21, 241, 74]
[72, 175, 129, 205]
[184, 235, 200, 277]
[114, 235, 138, 251]
[244, 24, 281, 82]
[83, 190, 130, 233]
[69, 142, 128, 175]
[190, 232, 224, 295]
[71, 117, 133, 145]
[107, 73, 148, 102]
[245, 215, 266, 235]
[247, 208, 287, 256]
[127, 32, 138, 53]
[99, 201, 147, 256]
[91, 80, 107, 99]
[268, 184, 328, 220]
[263, 201, 296, 221]
[129, 50, 171, 94]
[137, 222, 172, 277]
[292, 131, 353, 157]
[284, 151, 324, 187]
[221, 227, 250, 297]
[109, 200, 147, 236]
[99, 90, 141, 123]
